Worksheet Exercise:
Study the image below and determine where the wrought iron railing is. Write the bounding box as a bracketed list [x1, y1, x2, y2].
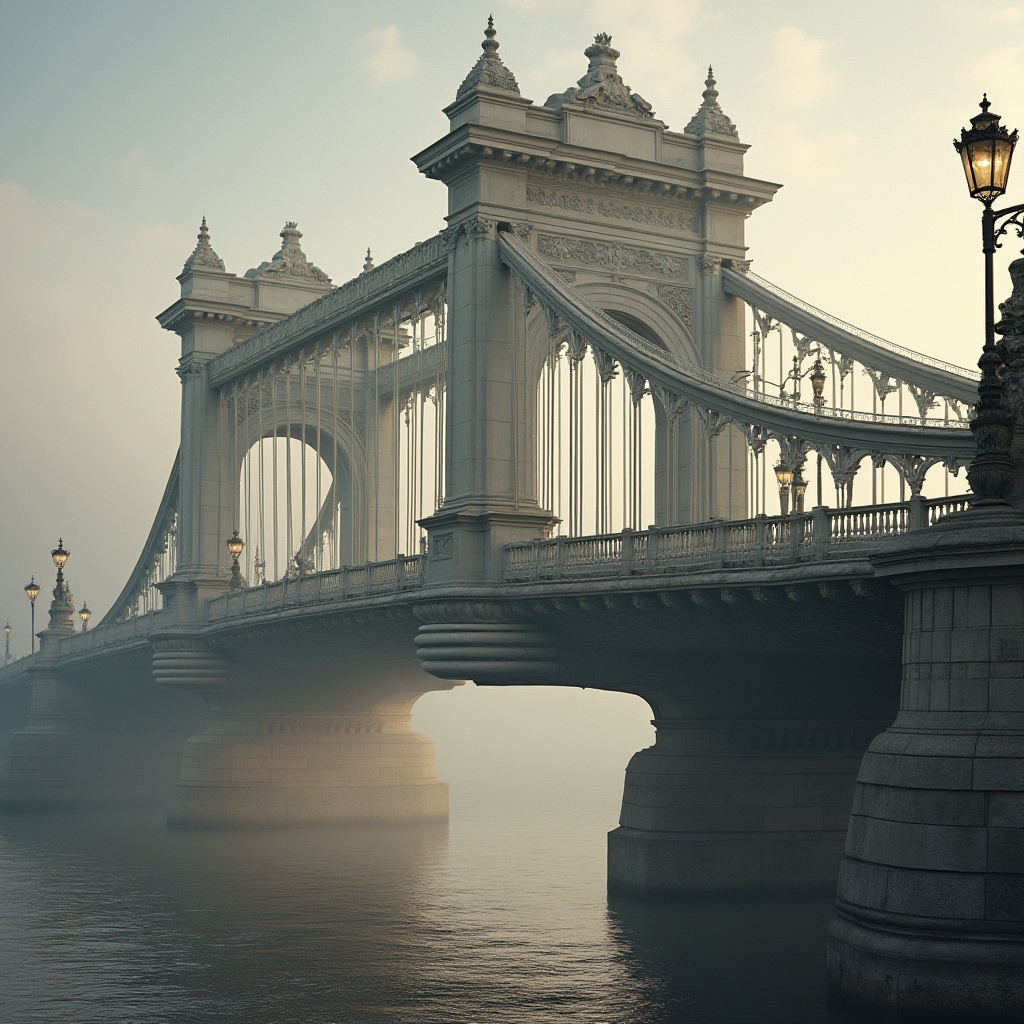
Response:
[206, 555, 426, 622]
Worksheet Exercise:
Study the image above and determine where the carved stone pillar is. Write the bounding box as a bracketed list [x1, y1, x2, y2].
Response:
[0, 646, 87, 809]
[607, 716, 884, 896]
[826, 512, 1024, 1020]
[153, 637, 451, 828]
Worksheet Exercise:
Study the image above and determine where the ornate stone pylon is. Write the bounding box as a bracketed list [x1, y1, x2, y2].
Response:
[826, 258, 1024, 1021]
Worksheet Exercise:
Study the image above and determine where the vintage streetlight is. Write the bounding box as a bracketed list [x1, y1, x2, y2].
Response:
[227, 530, 245, 591]
[23, 577, 40, 654]
[3, 621, 11, 665]
[774, 462, 794, 516]
[954, 95, 1022, 351]
[793, 468, 808, 514]
[79, 602, 91, 632]
[954, 96, 1023, 503]
[48, 538, 75, 634]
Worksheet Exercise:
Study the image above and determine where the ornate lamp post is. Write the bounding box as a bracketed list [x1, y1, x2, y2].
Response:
[227, 530, 245, 591]
[23, 577, 40, 654]
[792, 468, 808, 514]
[3, 621, 11, 665]
[954, 96, 1023, 505]
[79, 602, 91, 632]
[48, 538, 75, 634]
[774, 462, 793, 516]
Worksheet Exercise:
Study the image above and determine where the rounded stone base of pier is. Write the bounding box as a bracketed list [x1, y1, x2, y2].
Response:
[607, 718, 883, 897]
[827, 915, 1024, 1023]
[165, 713, 449, 828]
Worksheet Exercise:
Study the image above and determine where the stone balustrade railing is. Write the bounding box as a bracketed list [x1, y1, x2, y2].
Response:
[206, 555, 426, 623]
[503, 495, 971, 583]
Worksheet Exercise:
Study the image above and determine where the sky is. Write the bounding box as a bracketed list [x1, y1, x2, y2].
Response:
[1, 1, 1022, 774]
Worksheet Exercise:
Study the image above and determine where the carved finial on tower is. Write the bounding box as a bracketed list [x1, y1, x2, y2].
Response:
[245, 222, 332, 284]
[455, 16, 520, 99]
[544, 33, 653, 119]
[182, 215, 226, 274]
[362, 247, 374, 274]
[684, 65, 739, 139]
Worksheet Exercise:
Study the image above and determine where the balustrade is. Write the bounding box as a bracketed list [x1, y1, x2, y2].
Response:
[502, 496, 974, 583]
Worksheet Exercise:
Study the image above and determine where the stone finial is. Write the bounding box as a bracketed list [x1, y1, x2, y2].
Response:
[684, 66, 739, 139]
[545, 33, 653, 119]
[182, 216, 226, 273]
[455, 16, 520, 100]
[245, 222, 332, 284]
[362, 247, 374, 274]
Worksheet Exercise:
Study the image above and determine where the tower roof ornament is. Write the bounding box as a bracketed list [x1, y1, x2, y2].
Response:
[362, 247, 374, 274]
[246, 222, 332, 284]
[456, 16, 520, 100]
[182, 216, 226, 274]
[684, 67, 739, 139]
[544, 33, 653, 120]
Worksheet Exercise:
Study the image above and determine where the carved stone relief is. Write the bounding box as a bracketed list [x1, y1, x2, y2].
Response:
[656, 284, 694, 326]
[526, 186, 697, 233]
[537, 234, 687, 279]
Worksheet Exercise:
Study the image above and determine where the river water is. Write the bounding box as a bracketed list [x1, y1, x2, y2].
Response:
[0, 688, 849, 1023]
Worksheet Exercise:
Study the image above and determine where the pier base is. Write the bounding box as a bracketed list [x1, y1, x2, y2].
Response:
[608, 718, 883, 897]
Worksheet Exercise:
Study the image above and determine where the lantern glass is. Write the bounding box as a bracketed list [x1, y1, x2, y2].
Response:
[227, 531, 245, 559]
[51, 539, 69, 571]
[774, 464, 794, 488]
[80, 604, 91, 623]
[955, 98, 1018, 202]
[24, 579, 40, 603]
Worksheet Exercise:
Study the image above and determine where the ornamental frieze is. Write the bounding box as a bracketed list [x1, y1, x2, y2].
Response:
[537, 234, 687, 279]
[526, 186, 697, 234]
[656, 284, 694, 326]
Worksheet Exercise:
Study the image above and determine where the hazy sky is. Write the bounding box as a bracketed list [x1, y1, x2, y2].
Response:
[1, 0, 1022, 645]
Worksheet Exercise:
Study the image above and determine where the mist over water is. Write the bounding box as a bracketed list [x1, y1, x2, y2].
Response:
[0, 687, 845, 1023]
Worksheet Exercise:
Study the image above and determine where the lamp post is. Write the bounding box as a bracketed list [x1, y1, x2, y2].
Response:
[227, 530, 245, 591]
[23, 577, 40, 654]
[79, 603, 91, 632]
[774, 462, 794, 516]
[48, 538, 75, 634]
[954, 96, 1023, 504]
[793, 468, 808, 514]
[3, 621, 10, 665]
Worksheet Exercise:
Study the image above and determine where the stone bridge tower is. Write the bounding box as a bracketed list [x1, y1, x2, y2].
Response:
[414, 24, 780, 581]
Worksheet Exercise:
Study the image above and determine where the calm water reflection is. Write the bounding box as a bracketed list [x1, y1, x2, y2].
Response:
[0, 806, 842, 1023]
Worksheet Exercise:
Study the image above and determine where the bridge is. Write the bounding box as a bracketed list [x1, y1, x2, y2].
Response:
[1, 25, 1021, 1021]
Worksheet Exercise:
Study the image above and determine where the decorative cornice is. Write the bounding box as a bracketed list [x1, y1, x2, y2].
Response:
[456, 16, 520, 100]
[246, 222, 331, 285]
[685, 67, 739, 140]
[545, 33, 653, 120]
[526, 185, 698, 233]
[182, 217, 225, 274]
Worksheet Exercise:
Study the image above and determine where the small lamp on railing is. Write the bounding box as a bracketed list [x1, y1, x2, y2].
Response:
[774, 463, 794, 516]
[79, 602, 91, 632]
[810, 354, 827, 414]
[24, 577, 40, 654]
[793, 468, 808, 514]
[3, 621, 11, 665]
[227, 530, 245, 591]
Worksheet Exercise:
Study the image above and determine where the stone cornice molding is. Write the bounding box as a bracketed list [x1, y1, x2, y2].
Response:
[414, 128, 779, 211]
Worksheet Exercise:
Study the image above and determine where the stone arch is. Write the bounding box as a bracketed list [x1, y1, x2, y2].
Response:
[230, 394, 369, 570]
